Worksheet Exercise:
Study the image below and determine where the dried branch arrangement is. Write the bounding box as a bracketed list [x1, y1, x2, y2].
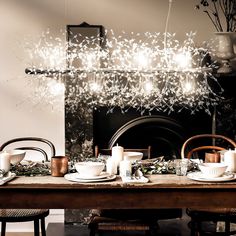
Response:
[196, 0, 236, 32]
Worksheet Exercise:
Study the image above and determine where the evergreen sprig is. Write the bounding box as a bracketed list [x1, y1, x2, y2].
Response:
[11, 162, 50, 176]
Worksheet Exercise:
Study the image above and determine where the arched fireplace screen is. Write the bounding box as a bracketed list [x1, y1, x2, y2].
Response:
[93, 108, 213, 160]
[108, 116, 185, 159]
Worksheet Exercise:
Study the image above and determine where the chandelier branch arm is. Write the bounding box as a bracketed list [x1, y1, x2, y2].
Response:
[25, 67, 213, 75]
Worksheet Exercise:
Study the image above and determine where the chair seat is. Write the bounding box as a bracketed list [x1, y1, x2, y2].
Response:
[90, 216, 150, 230]
[0, 209, 49, 220]
[187, 208, 236, 218]
[88, 209, 182, 236]
[95, 208, 182, 221]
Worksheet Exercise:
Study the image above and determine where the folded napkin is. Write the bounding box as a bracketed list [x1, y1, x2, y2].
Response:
[0, 172, 16, 185]
[121, 175, 149, 184]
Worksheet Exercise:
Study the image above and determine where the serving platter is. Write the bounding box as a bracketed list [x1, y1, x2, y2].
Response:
[64, 173, 116, 183]
[187, 172, 236, 182]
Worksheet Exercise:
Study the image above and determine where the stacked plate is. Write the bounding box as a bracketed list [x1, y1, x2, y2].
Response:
[187, 172, 236, 182]
[64, 171, 116, 183]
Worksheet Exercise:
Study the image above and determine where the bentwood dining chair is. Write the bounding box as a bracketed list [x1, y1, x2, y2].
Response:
[0, 137, 56, 236]
[89, 145, 182, 236]
[181, 134, 236, 236]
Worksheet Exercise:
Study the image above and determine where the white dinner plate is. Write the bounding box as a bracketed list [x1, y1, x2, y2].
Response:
[187, 172, 236, 182]
[75, 171, 111, 180]
[64, 173, 116, 183]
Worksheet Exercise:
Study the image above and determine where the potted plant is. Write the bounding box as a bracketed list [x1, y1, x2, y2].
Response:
[196, 0, 236, 73]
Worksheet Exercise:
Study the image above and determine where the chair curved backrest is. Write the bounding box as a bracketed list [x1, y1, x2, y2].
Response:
[0, 137, 56, 161]
[181, 134, 236, 159]
[0, 137, 55, 236]
[94, 145, 151, 159]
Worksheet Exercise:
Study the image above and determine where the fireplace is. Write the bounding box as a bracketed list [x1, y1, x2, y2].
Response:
[93, 107, 213, 160]
[65, 105, 213, 223]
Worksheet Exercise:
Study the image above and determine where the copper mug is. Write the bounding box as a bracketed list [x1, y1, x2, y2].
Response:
[51, 156, 68, 177]
[205, 152, 220, 163]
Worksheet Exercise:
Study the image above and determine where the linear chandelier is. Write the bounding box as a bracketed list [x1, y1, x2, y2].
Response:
[25, 30, 222, 114]
[25, 1, 223, 114]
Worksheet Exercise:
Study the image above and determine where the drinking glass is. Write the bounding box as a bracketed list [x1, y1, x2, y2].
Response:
[174, 159, 189, 176]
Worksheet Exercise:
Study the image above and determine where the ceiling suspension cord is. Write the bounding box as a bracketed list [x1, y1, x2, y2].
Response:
[164, 0, 173, 51]
[64, 0, 68, 25]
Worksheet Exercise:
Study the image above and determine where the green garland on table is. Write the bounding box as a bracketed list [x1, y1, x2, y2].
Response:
[75, 156, 177, 174]
[139, 160, 175, 174]
[69, 156, 199, 175]
[132, 157, 198, 175]
[11, 157, 198, 177]
[10, 161, 50, 176]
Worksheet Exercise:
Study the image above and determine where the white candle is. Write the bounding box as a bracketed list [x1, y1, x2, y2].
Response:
[119, 160, 131, 177]
[224, 149, 236, 172]
[111, 144, 124, 168]
[106, 158, 117, 175]
[0, 152, 10, 173]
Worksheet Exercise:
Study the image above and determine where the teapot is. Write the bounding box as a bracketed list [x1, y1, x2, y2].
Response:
[223, 149, 236, 172]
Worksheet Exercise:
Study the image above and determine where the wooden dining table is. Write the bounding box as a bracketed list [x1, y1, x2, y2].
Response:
[0, 174, 236, 209]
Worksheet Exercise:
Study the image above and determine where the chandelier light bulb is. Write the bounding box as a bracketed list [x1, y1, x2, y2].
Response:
[134, 50, 150, 69]
[82, 51, 99, 69]
[48, 80, 65, 96]
[90, 81, 101, 93]
[182, 80, 194, 94]
[143, 81, 153, 93]
[173, 51, 192, 70]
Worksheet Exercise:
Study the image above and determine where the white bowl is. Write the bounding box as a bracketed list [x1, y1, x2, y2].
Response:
[3, 150, 26, 165]
[198, 163, 228, 178]
[123, 152, 143, 162]
[75, 162, 105, 177]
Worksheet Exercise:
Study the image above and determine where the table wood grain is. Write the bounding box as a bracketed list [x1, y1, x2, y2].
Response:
[0, 174, 235, 209]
